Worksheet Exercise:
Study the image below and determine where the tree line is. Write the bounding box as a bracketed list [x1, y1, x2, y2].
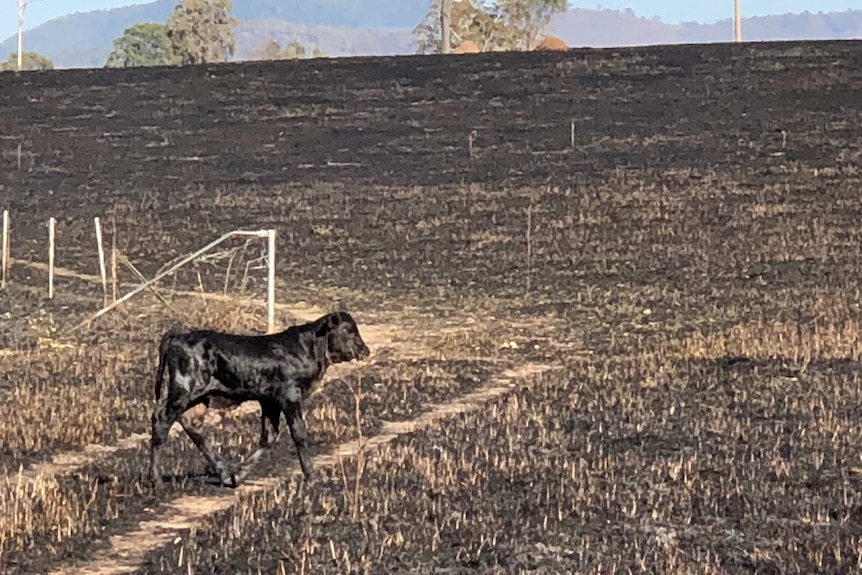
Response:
[415, 0, 568, 54]
[106, 0, 325, 67]
[2, 0, 568, 72]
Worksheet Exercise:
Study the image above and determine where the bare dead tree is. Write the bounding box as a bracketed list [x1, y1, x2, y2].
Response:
[17, 0, 46, 71]
[734, 0, 743, 42]
[440, 0, 453, 54]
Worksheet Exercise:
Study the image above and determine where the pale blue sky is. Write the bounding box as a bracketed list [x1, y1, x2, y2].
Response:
[2, 0, 860, 43]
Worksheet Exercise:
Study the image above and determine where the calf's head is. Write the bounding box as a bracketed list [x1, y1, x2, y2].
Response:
[316, 311, 371, 363]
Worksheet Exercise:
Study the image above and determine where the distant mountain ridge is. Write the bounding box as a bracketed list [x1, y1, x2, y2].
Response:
[1, 1, 860, 69]
[552, 8, 862, 47]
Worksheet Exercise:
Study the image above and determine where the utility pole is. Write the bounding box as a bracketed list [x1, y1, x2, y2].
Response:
[734, 0, 743, 43]
[17, 0, 43, 71]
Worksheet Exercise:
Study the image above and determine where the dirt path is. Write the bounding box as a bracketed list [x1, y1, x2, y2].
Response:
[47, 362, 559, 575]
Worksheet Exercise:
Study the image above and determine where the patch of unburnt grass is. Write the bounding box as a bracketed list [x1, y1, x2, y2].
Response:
[0, 345, 153, 473]
[71, 292, 296, 349]
[131, 354, 862, 574]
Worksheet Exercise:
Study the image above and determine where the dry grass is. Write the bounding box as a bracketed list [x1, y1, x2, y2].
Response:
[131, 357, 862, 573]
[0, 347, 147, 461]
[678, 317, 862, 364]
[0, 296, 298, 562]
[0, 471, 111, 566]
[6, 161, 862, 570]
[0, 288, 523, 570]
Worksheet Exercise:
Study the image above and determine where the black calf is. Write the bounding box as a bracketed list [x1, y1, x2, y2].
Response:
[149, 310, 371, 487]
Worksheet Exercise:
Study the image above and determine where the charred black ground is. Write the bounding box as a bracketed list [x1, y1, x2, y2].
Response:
[2, 40, 862, 574]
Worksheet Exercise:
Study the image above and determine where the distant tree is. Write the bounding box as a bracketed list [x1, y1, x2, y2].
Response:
[474, 3, 519, 51]
[414, 0, 511, 53]
[0, 51, 53, 71]
[280, 40, 306, 60]
[250, 39, 315, 61]
[495, 0, 569, 50]
[105, 23, 179, 68]
[311, 47, 325, 58]
[167, 0, 239, 65]
[416, 0, 459, 53]
[252, 39, 282, 60]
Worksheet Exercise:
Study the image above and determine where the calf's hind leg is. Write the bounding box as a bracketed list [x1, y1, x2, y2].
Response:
[234, 400, 282, 484]
[179, 405, 235, 487]
[149, 396, 187, 485]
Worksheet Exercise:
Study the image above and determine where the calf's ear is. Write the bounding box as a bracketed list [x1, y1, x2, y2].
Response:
[316, 321, 330, 338]
[329, 312, 342, 328]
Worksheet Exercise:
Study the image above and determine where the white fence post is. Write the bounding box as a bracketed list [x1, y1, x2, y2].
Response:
[111, 216, 118, 302]
[48, 217, 55, 299]
[267, 228, 276, 334]
[94, 217, 108, 305]
[1, 210, 8, 289]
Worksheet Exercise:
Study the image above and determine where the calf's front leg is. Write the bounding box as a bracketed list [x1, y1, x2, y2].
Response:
[285, 399, 314, 479]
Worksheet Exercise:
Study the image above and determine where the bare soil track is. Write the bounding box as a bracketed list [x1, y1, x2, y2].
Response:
[2, 39, 862, 573]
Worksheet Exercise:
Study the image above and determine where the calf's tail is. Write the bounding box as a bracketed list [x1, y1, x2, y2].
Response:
[154, 331, 177, 401]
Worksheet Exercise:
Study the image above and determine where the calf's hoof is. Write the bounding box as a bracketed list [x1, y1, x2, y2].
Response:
[206, 462, 238, 488]
[221, 471, 239, 489]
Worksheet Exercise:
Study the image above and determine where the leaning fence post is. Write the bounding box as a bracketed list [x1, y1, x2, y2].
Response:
[1, 209, 8, 289]
[94, 217, 108, 306]
[48, 217, 55, 299]
[266, 229, 276, 334]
